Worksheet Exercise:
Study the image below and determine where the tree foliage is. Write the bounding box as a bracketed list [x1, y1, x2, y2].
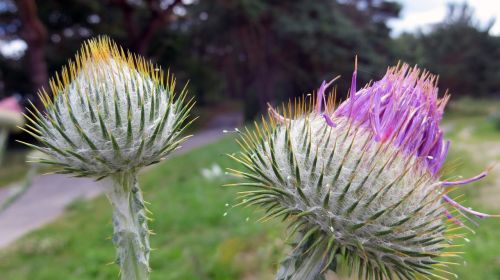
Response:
[1, 0, 498, 120]
[185, 0, 400, 118]
[395, 3, 500, 97]
[0, 0, 400, 118]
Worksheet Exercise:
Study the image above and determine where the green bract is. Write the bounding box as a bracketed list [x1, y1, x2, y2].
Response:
[22, 37, 193, 178]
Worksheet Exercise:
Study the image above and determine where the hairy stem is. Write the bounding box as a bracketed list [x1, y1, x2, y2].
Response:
[0, 128, 8, 165]
[275, 233, 333, 280]
[106, 171, 150, 280]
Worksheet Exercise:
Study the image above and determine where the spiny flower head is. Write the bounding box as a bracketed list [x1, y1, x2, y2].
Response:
[22, 36, 194, 178]
[0, 96, 24, 130]
[230, 63, 496, 279]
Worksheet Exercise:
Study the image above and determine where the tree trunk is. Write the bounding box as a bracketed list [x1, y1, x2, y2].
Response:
[132, 0, 182, 55]
[17, 0, 48, 108]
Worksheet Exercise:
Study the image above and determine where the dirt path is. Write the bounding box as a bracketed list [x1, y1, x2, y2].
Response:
[0, 112, 242, 249]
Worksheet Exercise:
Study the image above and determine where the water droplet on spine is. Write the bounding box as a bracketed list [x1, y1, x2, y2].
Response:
[223, 212, 227, 217]
[223, 128, 240, 134]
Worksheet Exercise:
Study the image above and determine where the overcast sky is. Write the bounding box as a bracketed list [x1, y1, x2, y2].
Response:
[389, 0, 500, 35]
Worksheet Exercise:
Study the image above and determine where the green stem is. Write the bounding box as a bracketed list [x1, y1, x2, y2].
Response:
[0, 128, 8, 166]
[275, 233, 332, 280]
[106, 171, 150, 280]
[0, 164, 38, 212]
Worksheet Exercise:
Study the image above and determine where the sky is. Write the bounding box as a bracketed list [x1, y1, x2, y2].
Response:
[389, 0, 500, 36]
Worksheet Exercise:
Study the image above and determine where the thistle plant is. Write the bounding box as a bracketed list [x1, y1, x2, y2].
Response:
[229, 63, 496, 280]
[20, 36, 194, 280]
[0, 96, 24, 165]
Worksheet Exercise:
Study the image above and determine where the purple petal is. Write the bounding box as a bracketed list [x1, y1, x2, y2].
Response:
[323, 114, 336, 127]
[267, 103, 289, 123]
[315, 76, 339, 114]
[316, 81, 327, 113]
[443, 170, 488, 187]
[333, 64, 449, 175]
[442, 195, 495, 219]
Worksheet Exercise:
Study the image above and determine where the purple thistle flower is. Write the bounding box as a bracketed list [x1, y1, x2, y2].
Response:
[231, 62, 497, 280]
[321, 63, 496, 220]
[333, 64, 449, 174]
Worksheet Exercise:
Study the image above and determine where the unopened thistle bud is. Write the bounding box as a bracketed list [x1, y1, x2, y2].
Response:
[21, 36, 194, 280]
[229, 63, 496, 280]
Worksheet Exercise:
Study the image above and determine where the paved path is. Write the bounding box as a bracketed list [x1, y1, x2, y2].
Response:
[0, 111, 241, 249]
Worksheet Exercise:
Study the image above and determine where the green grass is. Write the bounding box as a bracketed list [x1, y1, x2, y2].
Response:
[439, 151, 500, 279]
[0, 99, 499, 279]
[0, 138, 285, 279]
[440, 99, 500, 279]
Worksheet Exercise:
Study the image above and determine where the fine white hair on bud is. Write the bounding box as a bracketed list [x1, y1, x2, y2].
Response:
[229, 63, 496, 280]
[21, 36, 194, 178]
[20, 36, 194, 280]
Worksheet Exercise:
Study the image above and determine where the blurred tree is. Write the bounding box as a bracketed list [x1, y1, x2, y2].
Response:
[0, 0, 186, 104]
[186, 0, 401, 119]
[0, 0, 105, 102]
[3, 0, 499, 121]
[107, 0, 183, 54]
[1, 0, 401, 119]
[395, 3, 500, 97]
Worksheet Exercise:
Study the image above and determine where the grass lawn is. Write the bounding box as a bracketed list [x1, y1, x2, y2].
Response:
[440, 99, 500, 279]
[0, 137, 286, 279]
[0, 99, 499, 279]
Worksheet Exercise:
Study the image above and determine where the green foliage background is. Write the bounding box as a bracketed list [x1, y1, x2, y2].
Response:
[2, 1, 498, 120]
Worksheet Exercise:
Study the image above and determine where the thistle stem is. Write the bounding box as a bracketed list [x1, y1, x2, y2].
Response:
[0, 128, 8, 166]
[106, 171, 150, 280]
[0, 164, 38, 212]
[275, 233, 331, 280]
